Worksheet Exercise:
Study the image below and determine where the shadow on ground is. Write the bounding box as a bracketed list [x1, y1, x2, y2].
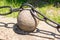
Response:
[0, 22, 15, 28]
[13, 24, 60, 39]
[0, 22, 60, 39]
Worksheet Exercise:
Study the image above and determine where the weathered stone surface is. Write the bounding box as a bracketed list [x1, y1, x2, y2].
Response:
[17, 10, 39, 32]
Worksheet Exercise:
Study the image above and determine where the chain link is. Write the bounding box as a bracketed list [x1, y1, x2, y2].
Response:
[0, 3, 60, 33]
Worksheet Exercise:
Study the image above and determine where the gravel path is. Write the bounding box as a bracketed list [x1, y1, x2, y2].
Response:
[0, 16, 60, 40]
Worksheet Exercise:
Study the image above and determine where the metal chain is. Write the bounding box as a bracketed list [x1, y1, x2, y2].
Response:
[0, 3, 60, 33]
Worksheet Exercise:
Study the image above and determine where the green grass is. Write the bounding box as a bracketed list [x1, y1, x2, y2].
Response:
[0, 0, 60, 24]
[0, 0, 27, 18]
[36, 5, 60, 24]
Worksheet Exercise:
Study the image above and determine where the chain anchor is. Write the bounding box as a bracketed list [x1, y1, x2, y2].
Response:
[0, 3, 60, 32]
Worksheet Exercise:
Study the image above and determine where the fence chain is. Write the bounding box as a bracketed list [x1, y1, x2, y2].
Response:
[0, 3, 60, 33]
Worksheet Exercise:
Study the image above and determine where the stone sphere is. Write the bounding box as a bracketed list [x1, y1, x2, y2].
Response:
[17, 10, 39, 32]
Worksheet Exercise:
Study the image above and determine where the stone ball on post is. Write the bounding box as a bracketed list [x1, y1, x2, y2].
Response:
[17, 9, 39, 32]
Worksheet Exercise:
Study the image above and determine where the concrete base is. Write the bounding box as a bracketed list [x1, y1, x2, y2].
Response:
[0, 16, 60, 40]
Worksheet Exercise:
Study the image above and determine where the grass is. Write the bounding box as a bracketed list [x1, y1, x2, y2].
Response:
[36, 5, 60, 24]
[0, 0, 27, 18]
[0, 0, 60, 24]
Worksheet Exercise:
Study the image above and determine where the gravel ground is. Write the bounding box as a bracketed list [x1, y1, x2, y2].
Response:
[0, 16, 60, 40]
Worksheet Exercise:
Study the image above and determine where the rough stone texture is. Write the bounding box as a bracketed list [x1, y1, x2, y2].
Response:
[17, 10, 39, 32]
[0, 16, 60, 40]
